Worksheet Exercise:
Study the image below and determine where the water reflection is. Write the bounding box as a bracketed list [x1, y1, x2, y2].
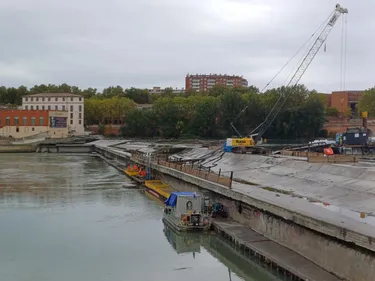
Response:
[163, 221, 202, 254]
[162, 222, 286, 281]
[1, 153, 287, 281]
[0, 153, 130, 208]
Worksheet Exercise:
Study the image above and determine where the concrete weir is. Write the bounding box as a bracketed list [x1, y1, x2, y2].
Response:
[94, 141, 375, 281]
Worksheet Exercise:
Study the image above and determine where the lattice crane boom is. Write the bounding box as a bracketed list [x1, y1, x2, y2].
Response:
[252, 4, 348, 143]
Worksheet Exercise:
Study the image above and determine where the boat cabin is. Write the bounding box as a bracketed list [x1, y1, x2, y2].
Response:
[164, 192, 210, 230]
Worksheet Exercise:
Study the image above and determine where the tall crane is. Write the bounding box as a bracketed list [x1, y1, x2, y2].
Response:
[226, 4, 348, 153]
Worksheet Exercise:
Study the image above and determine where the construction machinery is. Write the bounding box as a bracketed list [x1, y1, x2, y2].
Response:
[225, 4, 348, 154]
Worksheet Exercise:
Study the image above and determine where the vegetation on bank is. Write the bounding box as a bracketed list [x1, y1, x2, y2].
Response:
[1, 83, 374, 139]
[358, 87, 375, 116]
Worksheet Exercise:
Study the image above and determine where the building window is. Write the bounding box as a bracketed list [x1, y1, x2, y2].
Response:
[14, 117, 19, 126]
[48, 105, 51, 110]
[25, 106, 28, 110]
[31, 97, 34, 101]
[31, 117, 36, 126]
[42, 106, 45, 110]
[70, 105, 73, 111]
[79, 105, 82, 112]
[70, 119, 73, 125]
[36, 97, 39, 101]
[79, 119, 82, 125]
[39, 117, 44, 126]
[48, 97, 51, 101]
[79, 113, 82, 119]
[36, 106, 39, 110]
[5, 117, 10, 126]
[62, 105, 65, 111]
[31, 106, 34, 110]
[16, 128, 19, 133]
[62, 97, 65, 101]
[79, 97, 82, 101]
[42, 98, 45, 102]
[55, 97, 58, 101]
[70, 113, 73, 119]
[71, 97, 73, 101]
[32, 127, 35, 131]
[23, 117, 27, 125]
[55, 105, 58, 110]
[25, 97, 28, 102]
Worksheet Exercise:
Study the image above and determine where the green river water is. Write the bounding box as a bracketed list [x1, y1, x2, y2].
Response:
[0, 154, 286, 281]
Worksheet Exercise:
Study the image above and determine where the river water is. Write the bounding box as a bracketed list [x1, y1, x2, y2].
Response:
[0, 154, 286, 281]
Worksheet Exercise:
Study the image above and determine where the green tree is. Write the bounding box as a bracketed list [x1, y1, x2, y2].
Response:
[84, 97, 135, 125]
[358, 87, 375, 116]
[120, 109, 156, 137]
[102, 86, 124, 98]
[153, 97, 180, 138]
[326, 107, 339, 117]
[81, 88, 97, 99]
[219, 90, 244, 136]
[184, 96, 219, 138]
[125, 88, 150, 104]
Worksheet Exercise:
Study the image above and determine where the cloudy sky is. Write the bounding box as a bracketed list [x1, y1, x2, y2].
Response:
[0, 0, 373, 92]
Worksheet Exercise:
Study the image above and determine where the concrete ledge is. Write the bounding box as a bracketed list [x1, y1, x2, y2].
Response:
[152, 162, 375, 252]
[0, 145, 36, 153]
[99, 146, 375, 252]
[212, 219, 340, 281]
[96, 144, 375, 280]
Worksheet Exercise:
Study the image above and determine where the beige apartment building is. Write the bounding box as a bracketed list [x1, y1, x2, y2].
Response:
[22, 93, 84, 135]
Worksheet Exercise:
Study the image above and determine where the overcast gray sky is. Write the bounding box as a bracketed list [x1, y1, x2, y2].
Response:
[0, 0, 373, 92]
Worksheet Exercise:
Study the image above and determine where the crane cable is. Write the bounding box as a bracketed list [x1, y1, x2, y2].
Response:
[340, 13, 348, 90]
[282, 10, 337, 86]
[260, 11, 335, 93]
[340, 14, 344, 91]
[343, 14, 348, 90]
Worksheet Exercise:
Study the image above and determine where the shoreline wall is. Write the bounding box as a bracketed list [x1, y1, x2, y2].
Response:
[94, 145, 375, 281]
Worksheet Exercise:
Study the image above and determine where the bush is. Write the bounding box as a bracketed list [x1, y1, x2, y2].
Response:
[98, 124, 105, 135]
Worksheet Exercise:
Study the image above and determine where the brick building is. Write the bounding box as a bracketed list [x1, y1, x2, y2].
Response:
[0, 110, 68, 139]
[330, 91, 364, 115]
[185, 74, 248, 92]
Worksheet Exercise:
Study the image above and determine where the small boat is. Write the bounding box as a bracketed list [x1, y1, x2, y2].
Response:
[124, 166, 140, 177]
[163, 192, 211, 232]
[122, 182, 137, 189]
[144, 180, 172, 201]
[124, 164, 148, 184]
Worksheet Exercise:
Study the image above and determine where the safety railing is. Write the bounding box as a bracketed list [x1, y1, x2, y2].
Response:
[131, 151, 233, 188]
[157, 160, 232, 188]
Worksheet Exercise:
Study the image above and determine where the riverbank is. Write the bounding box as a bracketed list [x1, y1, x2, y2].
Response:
[92, 140, 375, 281]
[4, 154, 278, 281]
[91, 148, 341, 280]
[211, 219, 340, 281]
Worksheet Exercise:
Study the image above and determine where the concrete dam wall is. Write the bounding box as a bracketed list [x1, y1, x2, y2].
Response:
[94, 141, 375, 281]
[174, 148, 375, 214]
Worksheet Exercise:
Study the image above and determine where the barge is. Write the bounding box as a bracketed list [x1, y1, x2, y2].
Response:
[163, 192, 211, 232]
[144, 180, 172, 201]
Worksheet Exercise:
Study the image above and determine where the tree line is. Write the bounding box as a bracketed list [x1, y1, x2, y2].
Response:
[89, 84, 329, 139]
[0, 83, 172, 105]
[2, 83, 374, 139]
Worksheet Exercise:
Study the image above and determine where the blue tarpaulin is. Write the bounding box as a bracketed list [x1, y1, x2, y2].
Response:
[164, 192, 198, 207]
